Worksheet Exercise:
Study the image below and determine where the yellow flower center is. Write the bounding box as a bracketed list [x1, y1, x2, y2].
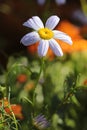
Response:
[38, 28, 54, 40]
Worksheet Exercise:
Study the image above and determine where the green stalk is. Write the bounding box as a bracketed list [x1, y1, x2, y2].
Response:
[32, 58, 44, 109]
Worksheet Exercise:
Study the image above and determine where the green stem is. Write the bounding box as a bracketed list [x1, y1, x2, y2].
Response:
[36, 58, 44, 85]
[8, 86, 11, 103]
[33, 58, 44, 108]
[23, 96, 34, 106]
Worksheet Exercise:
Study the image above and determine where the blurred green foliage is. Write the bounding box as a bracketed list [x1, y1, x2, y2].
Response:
[0, 51, 87, 130]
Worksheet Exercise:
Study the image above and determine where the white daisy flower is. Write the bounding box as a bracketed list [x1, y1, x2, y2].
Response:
[20, 15, 72, 57]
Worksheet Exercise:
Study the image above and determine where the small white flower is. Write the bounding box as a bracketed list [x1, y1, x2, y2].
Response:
[37, 0, 45, 5]
[21, 15, 72, 57]
[37, 0, 66, 5]
[55, 0, 66, 5]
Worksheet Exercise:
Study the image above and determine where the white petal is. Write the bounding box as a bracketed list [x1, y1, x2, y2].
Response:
[49, 39, 63, 56]
[32, 16, 44, 28]
[23, 16, 44, 30]
[20, 31, 40, 46]
[53, 30, 72, 44]
[38, 40, 49, 57]
[45, 15, 60, 30]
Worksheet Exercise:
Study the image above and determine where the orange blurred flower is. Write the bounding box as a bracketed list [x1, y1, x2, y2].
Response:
[56, 20, 81, 39]
[27, 20, 87, 57]
[5, 104, 23, 120]
[17, 74, 27, 83]
[24, 81, 34, 91]
[57, 39, 87, 53]
[83, 79, 87, 85]
[56, 20, 87, 53]
[27, 42, 39, 55]
[0, 98, 23, 120]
